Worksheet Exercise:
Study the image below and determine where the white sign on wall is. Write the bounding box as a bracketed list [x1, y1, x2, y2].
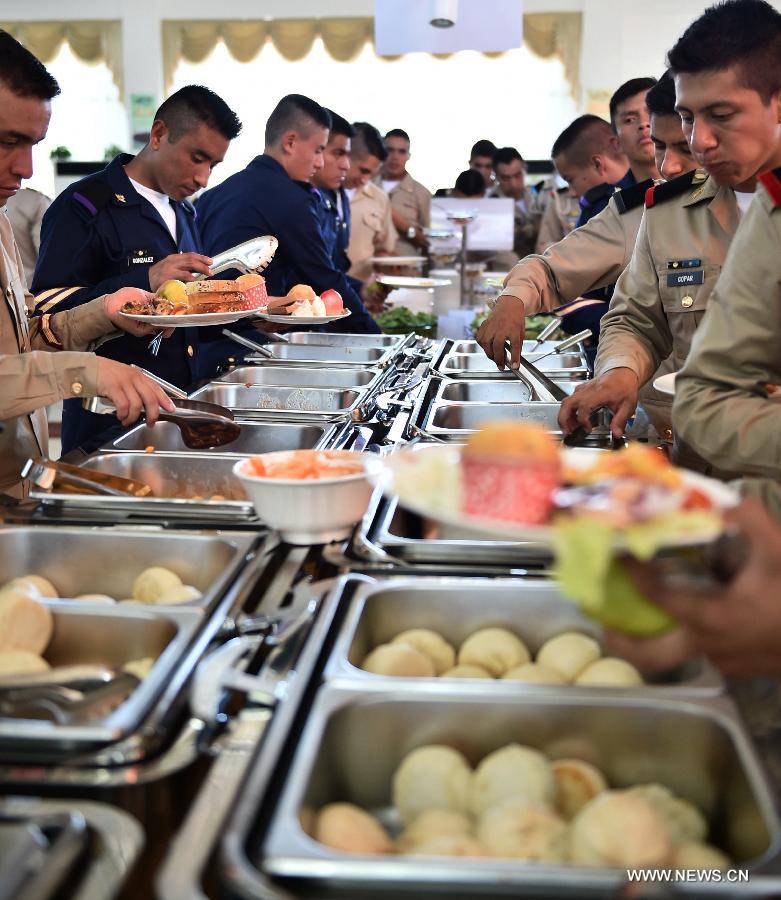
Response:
[374, 0, 523, 55]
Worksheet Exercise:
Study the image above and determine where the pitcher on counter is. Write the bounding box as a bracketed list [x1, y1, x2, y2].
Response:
[31, 85, 243, 453]
[0, 31, 171, 498]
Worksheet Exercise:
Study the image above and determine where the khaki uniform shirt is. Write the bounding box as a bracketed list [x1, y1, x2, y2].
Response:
[497, 194, 644, 316]
[385, 173, 432, 256]
[595, 172, 739, 443]
[346, 182, 396, 281]
[5, 188, 50, 286]
[490, 184, 548, 271]
[675, 181, 781, 479]
[0, 210, 111, 494]
[535, 187, 579, 253]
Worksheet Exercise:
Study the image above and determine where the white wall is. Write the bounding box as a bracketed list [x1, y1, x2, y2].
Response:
[8, 0, 781, 132]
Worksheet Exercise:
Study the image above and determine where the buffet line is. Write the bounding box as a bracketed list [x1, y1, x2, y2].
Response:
[2, 329, 780, 900]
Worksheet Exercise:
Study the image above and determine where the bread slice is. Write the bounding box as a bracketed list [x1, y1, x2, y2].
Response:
[185, 279, 240, 295]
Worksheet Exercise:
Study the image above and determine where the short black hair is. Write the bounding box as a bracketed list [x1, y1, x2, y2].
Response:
[645, 70, 677, 117]
[470, 139, 496, 160]
[265, 94, 332, 147]
[352, 122, 387, 161]
[609, 77, 657, 127]
[385, 128, 410, 143]
[324, 109, 355, 140]
[551, 115, 620, 166]
[156, 85, 241, 142]
[667, 0, 781, 104]
[454, 169, 486, 197]
[0, 30, 60, 99]
[493, 147, 524, 168]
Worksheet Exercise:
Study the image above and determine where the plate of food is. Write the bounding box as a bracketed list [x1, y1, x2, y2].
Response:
[366, 422, 739, 635]
[252, 285, 352, 324]
[377, 275, 452, 288]
[119, 273, 267, 327]
[653, 372, 677, 396]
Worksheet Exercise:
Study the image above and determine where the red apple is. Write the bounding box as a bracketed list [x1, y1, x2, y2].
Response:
[321, 289, 344, 315]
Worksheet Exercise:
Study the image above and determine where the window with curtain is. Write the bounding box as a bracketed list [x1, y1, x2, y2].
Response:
[24, 42, 128, 199]
[171, 37, 578, 194]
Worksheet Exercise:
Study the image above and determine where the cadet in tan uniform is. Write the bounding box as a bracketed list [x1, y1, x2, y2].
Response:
[345, 122, 396, 282]
[489, 147, 549, 270]
[534, 177, 580, 253]
[674, 171, 781, 478]
[380, 128, 431, 256]
[476, 74, 691, 370]
[0, 31, 171, 495]
[560, 0, 781, 446]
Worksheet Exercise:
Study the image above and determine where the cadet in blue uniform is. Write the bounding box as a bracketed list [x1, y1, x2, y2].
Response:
[198, 94, 380, 335]
[312, 110, 353, 273]
[32, 86, 243, 452]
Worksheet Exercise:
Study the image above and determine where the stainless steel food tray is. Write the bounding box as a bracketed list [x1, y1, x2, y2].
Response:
[433, 338, 589, 378]
[353, 487, 553, 569]
[434, 377, 582, 404]
[423, 400, 610, 441]
[0, 525, 255, 612]
[217, 365, 382, 390]
[245, 343, 396, 368]
[324, 575, 723, 694]
[259, 686, 781, 897]
[0, 599, 201, 755]
[30, 452, 255, 521]
[109, 418, 338, 455]
[189, 383, 363, 421]
[282, 332, 406, 350]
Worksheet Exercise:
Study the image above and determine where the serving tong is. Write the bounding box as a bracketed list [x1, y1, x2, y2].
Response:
[0, 666, 139, 724]
[22, 458, 153, 497]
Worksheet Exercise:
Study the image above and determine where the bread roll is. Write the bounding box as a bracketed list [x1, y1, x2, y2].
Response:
[396, 809, 472, 852]
[440, 664, 493, 679]
[75, 594, 116, 604]
[575, 658, 643, 687]
[536, 632, 601, 683]
[132, 567, 182, 603]
[315, 803, 393, 854]
[408, 835, 485, 857]
[7, 575, 58, 598]
[0, 649, 50, 675]
[551, 758, 608, 819]
[628, 784, 707, 845]
[458, 627, 530, 677]
[477, 803, 568, 861]
[393, 745, 472, 825]
[362, 643, 436, 677]
[0, 590, 53, 654]
[159, 584, 202, 605]
[502, 662, 566, 684]
[672, 841, 729, 870]
[569, 790, 672, 867]
[470, 744, 555, 817]
[391, 629, 455, 675]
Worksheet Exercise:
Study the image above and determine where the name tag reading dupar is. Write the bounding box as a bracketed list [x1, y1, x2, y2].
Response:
[667, 269, 704, 287]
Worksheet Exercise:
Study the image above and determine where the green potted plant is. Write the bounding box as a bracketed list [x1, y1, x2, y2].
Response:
[375, 306, 437, 338]
[49, 146, 72, 161]
[103, 144, 125, 161]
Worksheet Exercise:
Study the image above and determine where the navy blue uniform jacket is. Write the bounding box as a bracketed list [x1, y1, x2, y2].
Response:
[32, 154, 243, 452]
[198, 155, 379, 334]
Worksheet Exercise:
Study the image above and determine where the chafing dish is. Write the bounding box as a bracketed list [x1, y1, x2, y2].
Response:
[0, 525, 254, 612]
[324, 576, 722, 693]
[433, 339, 589, 378]
[0, 599, 200, 758]
[245, 343, 394, 367]
[435, 378, 583, 403]
[30, 452, 254, 521]
[110, 419, 338, 455]
[189, 384, 363, 420]
[256, 687, 781, 897]
[0, 797, 143, 900]
[283, 332, 405, 349]
[218, 365, 381, 389]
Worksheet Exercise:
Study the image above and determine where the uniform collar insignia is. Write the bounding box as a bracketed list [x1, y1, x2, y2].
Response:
[114, 193, 126, 203]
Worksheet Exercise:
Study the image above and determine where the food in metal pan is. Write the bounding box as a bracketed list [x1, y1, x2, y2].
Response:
[551, 759, 608, 820]
[0, 648, 50, 674]
[457, 627, 531, 677]
[131, 566, 202, 605]
[393, 745, 473, 825]
[574, 657, 643, 687]
[0, 588, 53, 655]
[501, 662, 565, 684]
[361, 643, 435, 677]
[314, 803, 393, 854]
[470, 744, 555, 816]
[390, 628, 455, 674]
[536, 632, 601, 682]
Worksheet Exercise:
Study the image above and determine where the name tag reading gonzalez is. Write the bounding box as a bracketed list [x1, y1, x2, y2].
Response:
[667, 269, 704, 287]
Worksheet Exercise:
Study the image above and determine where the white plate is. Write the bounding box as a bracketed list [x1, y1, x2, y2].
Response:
[653, 372, 677, 396]
[377, 275, 452, 288]
[119, 307, 260, 328]
[370, 256, 426, 266]
[365, 444, 738, 548]
[252, 309, 352, 325]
